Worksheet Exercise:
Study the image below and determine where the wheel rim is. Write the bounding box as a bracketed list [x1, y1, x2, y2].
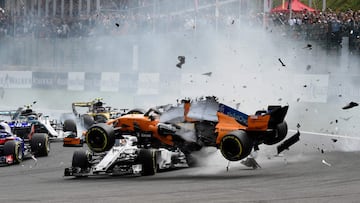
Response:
[46, 138, 50, 153]
[14, 142, 22, 163]
[17, 144, 23, 161]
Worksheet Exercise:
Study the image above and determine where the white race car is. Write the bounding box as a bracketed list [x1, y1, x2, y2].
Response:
[64, 135, 187, 177]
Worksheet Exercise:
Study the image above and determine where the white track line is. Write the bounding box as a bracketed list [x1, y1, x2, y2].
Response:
[289, 129, 360, 140]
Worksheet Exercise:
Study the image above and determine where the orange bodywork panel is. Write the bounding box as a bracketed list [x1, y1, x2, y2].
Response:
[184, 102, 195, 122]
[215, 112, 271, 145]
[247, 115, 270, 131]
[215, 112, 246, 145]
[110, 114, 174, 146]
[63, 137, 82, 145]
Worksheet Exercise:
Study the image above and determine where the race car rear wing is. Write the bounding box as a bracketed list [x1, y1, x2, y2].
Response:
[265, 105, 288, 129]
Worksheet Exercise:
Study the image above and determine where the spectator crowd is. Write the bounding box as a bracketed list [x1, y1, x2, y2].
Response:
[1, 3, 360, 53]
[268, 9, 360, 52]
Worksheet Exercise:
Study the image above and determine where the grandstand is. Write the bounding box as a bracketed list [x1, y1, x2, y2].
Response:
[0, 0, 359, 73]
[0, 0, 264, 17]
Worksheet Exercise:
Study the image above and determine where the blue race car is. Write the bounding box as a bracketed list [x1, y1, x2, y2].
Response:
[0, 122, 24, 164]
[0, 120, 50, 165]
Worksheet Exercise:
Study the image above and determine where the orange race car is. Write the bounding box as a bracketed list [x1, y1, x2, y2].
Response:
[84, 96, 299, 163]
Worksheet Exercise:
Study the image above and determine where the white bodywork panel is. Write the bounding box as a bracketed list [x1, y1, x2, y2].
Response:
[173, 123, 197, 143]
[0, 122, 12, 134]
[93, 136, 138, 172]
[187, 98, 219, 122]
[159, 103, 185, 123]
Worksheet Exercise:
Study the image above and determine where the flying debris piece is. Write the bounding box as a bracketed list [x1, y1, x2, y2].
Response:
[296, 123, 301, 128]
[115, 23, 120, 27]
[240, 157, 261, 169]
[31, 155, 38, 166]
[303, 44, 312, 50]
[331, 138, 338, 143]
[242, 85, 247, 88]
[320, 149, 324, 154]
[322, 159, 332, 167]
[335, 119, 338, 123]
[278, 98, 282, 101]
[277, 131, 300, 154]
[338, 94, 342, 97]
[342, 102, 359, 110]
[303, 85, 307, 88]
[202, 72, 212, 77]
[176, 56, 185, 68]
[231, 19, 235, 24]
[306, 65, 311, 70]
[278, 58, 286, 67]
[31, 155, 37, 162]
[296, 98, 300, 102]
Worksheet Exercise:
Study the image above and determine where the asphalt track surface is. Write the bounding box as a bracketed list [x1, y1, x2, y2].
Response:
[1, 133, 360, 203]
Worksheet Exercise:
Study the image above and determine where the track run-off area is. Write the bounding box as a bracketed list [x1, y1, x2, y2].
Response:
[0, 130, 360, 203]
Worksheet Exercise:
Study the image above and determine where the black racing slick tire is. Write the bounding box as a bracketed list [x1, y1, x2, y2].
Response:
[3, 140, 23, 164]
[127, 108, 146, 115]
[219, 130, 253, 161]
[263, 121, 288, 145]
[85, 123, 115, 153]
[31, 133, 50, 157]
[138, 149, 157, 176]
[72, 150, 90, 169]
[63, 119, 77, 133]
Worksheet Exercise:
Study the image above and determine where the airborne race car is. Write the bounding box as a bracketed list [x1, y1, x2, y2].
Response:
[64, 96, 299, 177]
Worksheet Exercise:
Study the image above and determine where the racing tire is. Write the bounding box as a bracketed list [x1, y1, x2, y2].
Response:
[219, 130, 253, 161]
[81, 114, 95, 129]
[63, 119, 77, 133]
[127, 108, 146, 115]
[72, 150, 90, 169]
[138, 149, 157, 176]
[3, 140, 23, 164]
[85, 123, 115, 153]
[263, 121, 288, 145]
[31, 133, 50, 157]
